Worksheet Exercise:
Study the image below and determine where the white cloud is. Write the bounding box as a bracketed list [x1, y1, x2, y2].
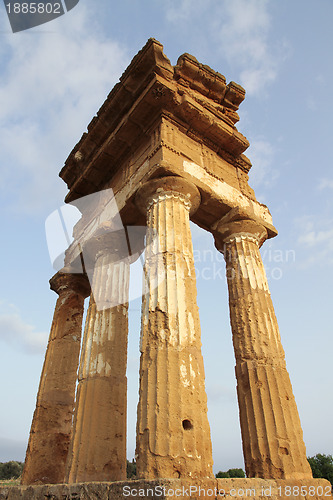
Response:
[215, 0, 289, 94]
[165, 0, 201, 22]
[296, 216, 333, 267]
[318, 178, 333, 190]
[165, 0, 289, 95]
[306, 97, 318, 112]
[0, 5, 129, 214]
[0, 303, 48, 353]
[299, 226, 333, 248]
[248, 138, 278, 190]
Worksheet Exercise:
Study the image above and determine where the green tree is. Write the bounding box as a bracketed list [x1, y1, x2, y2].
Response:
[216, 471, 229, 478]
[215, 468, 245, 478]
[308, 454, 333, 485]
[0, 461, 24, 480]
[126, 459, 136, 479]
[227, 468, 245, 478]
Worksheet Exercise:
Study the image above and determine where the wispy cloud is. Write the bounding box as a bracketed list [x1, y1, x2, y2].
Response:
[0, 303, 48, 353]
[306, 97, 318, 112]
[248, 138, 278, 190]
[214, 0, 289, 94]
[165, 0, 289, 95]
[296, 216, 333, 267]
[165, 0, 204, 22]
[0, 6, 128, 214]
[318, 178, 333, 190]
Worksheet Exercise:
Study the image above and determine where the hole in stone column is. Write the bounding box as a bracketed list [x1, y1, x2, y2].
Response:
[182, 419, 193, 430]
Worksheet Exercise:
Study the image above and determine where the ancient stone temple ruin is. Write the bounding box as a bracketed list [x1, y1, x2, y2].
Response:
[19, 39, 330, 499]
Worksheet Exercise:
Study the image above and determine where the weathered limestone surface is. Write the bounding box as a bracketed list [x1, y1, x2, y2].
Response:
[21, 271, 90, 485]
[1, 479, 331, 500]
[60, 38, 276, 271]
[23, 39, 320, 487]
[135, 176, 213, 479]
[60, 40, 249, 203]
[214, 218, 312, 480]
[66, 234, 130, 483]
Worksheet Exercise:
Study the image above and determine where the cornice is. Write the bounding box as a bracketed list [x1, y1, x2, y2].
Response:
[59, 39, 250, 203]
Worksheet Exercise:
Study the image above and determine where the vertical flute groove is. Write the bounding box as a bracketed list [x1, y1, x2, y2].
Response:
[22, 273, 89, 485]
[136, 181, 213, 480]
[218, 229, 312, 480]
[66, 249, 130, 483]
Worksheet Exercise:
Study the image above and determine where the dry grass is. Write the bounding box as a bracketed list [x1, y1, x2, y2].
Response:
[0, 477, 21, 487]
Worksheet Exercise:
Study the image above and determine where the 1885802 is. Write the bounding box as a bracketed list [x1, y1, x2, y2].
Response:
[5, 2, 62, 14]
[277, 485, 332, 497]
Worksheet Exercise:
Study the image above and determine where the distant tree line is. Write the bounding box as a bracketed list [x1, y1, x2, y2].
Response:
[0, 461, 137, 481]
[1, 454, 332, 484]
[0, 462, 24, 480]
[214, 455, 333, 486]
[215, 468, 245, 478]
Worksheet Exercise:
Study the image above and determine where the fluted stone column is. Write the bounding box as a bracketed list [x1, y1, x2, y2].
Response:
[135, 176, 213, 479]
[22, 271, 90, 485]
[214, 218, 312, 480]
[66, 232, 130, 483]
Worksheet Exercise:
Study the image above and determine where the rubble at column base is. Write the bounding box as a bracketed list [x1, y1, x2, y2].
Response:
[1, 478, 331, 499]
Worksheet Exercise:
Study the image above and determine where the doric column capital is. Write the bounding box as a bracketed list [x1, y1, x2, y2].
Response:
[49, 269, 90, 298]
[214, 217, 268, 252]
[82, 222, 130, 264]
[135, 176, 201, 216]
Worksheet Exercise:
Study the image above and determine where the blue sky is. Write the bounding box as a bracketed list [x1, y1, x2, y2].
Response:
[0, 0, 332, 474]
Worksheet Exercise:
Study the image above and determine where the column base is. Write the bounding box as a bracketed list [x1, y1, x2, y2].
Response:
[1, 478, 331, 499]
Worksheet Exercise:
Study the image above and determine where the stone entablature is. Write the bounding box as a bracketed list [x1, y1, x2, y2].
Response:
[60, 39, 249, 202]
